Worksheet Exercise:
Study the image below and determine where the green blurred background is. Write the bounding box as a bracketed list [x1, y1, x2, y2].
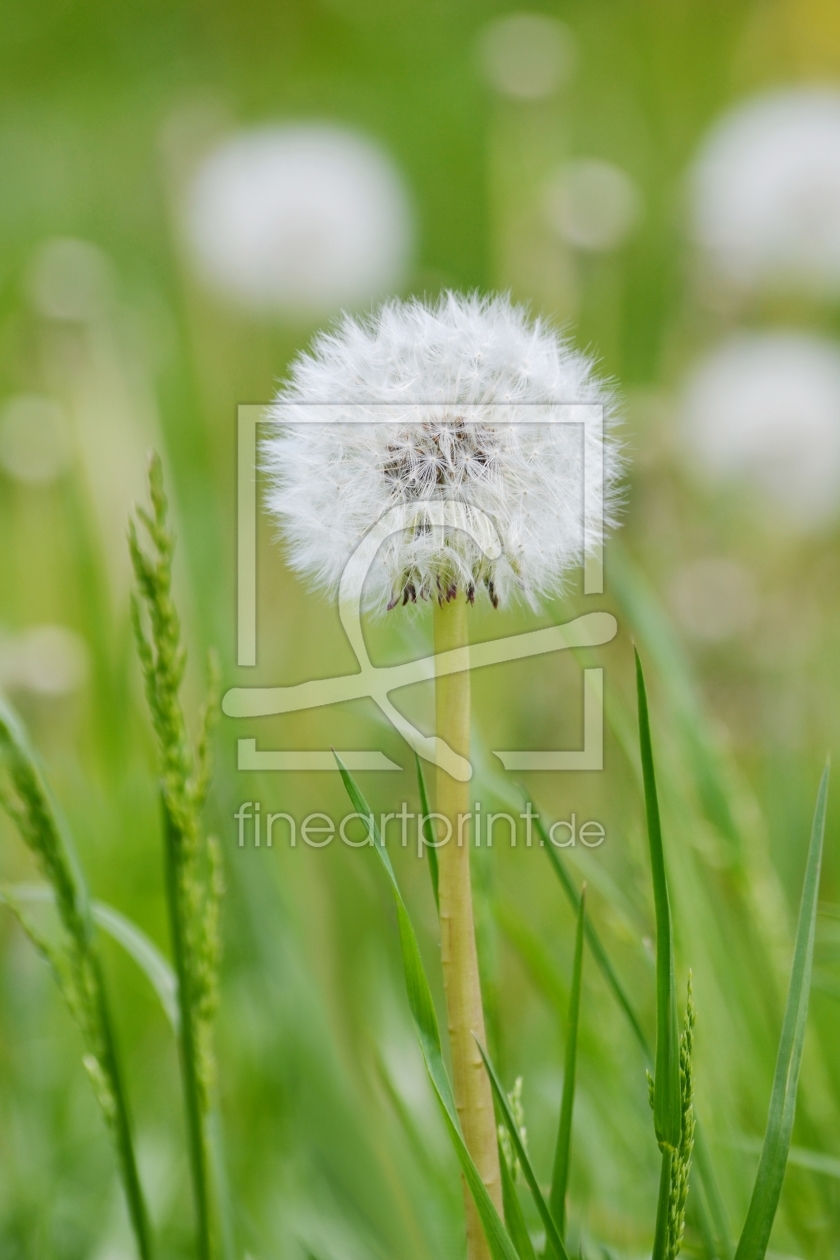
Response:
[2, 1, 840, 1257]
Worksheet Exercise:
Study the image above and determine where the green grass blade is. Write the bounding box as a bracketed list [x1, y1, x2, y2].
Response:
[549, 888, 586, 1239]
[414, 753, 439, 912]
[475, 1041, 571, 1260]
[635, 649, 681, 1153]
[335, 756, 520, 1260]
[0, 699, 154, 1260]
[734, 763, 829, 1260]
[652, 1149, 672, 1260]
[161, 794, 212, 1260]
[533, 809, 649, 1060]
[693, 1124, 734, 1260]
[0, 883, 179, 1030]
[500, 1144, 538, 1260]
[533, 802, 732, 1257]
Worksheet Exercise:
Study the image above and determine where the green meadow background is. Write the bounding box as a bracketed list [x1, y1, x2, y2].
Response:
[1, 1, 840, 1257]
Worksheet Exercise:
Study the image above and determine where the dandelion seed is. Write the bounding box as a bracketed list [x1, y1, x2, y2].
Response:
[264, 291, 622, 612]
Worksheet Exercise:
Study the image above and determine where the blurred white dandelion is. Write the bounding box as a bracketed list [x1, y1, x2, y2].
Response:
[690, 88, 840, 295]
[544, 159, 642, 252]
[679, 331, 840, 528]
[478, 13, 577, 100]
[182, 123, 413, 318]
[0, 626, 89, 698]
[264, 292, 623, 613]
[0, 394, 72, 485]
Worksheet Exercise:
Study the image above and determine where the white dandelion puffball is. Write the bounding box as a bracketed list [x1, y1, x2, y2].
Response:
[680, 331, 840, 528]
[264, 293, 622, 613]
[183, 123, 413, 317]
[690, 88, 840, 294]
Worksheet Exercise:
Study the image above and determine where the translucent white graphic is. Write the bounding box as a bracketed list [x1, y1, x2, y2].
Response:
[183, 123, 413, 317]
[690, 88, 840, 294]
[478, 13, 576, 100]
[0, 394, 72, 485]
[679, 331, 840, 528]
[544, 160, 642, 253]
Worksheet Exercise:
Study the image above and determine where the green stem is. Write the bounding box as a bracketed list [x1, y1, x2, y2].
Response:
[548, 888, 585, 1241]
[93, 954, 154, 1260]
[162, 795, 212, 1260]
[652, 1147, 672, 1260]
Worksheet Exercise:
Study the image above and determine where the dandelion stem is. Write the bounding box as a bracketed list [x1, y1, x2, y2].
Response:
[434, 596, 501, 1260]
[162, 794, 212, 1260]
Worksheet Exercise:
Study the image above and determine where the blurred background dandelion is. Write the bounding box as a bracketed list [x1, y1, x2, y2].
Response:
[1, 2, 840, 1258]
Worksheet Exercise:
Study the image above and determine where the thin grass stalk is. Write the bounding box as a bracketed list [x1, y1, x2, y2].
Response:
[734, 763, 829, 1259]
[162, 795, 211, 1260]
[635, 650, 681, 1153]
[434, 597, 502, 1258]
[129, 455, 221, 1260]
[549, 887, 586, 1241]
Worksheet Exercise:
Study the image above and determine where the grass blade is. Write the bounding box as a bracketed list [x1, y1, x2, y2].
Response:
[414, 752, 439, 911]
[0, 697, 153, 1260]
[533, 802, 731, 1258]
[734, 763, 829, 1260]
[536, 801, 730, 1254]
[635, 649, 681, 1153]
[0, 883, 179, 1030]
[161, 794, 212, 1260]
[549, 888, 586, 1239]
[499, 1144, 538, 1260]
[335, 755, 520, 1260]
[475, 1040, 571, 1260]
[533, 810, 648, 1059]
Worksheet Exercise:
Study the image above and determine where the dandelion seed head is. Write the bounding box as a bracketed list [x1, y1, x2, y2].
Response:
[264, 292, 623, 613]
[679, 330, 840, 529]
[183, 123, 413, 317]
[690, 88, 840, 295]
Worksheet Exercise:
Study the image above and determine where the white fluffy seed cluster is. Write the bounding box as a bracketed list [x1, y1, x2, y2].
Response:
[264, 292, 623, 613]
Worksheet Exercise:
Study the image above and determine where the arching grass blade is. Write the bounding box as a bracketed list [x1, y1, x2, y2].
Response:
[415, 752, 439, 912]
[0, 696, 153, 1260]
[734, 763, 829, 1260]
